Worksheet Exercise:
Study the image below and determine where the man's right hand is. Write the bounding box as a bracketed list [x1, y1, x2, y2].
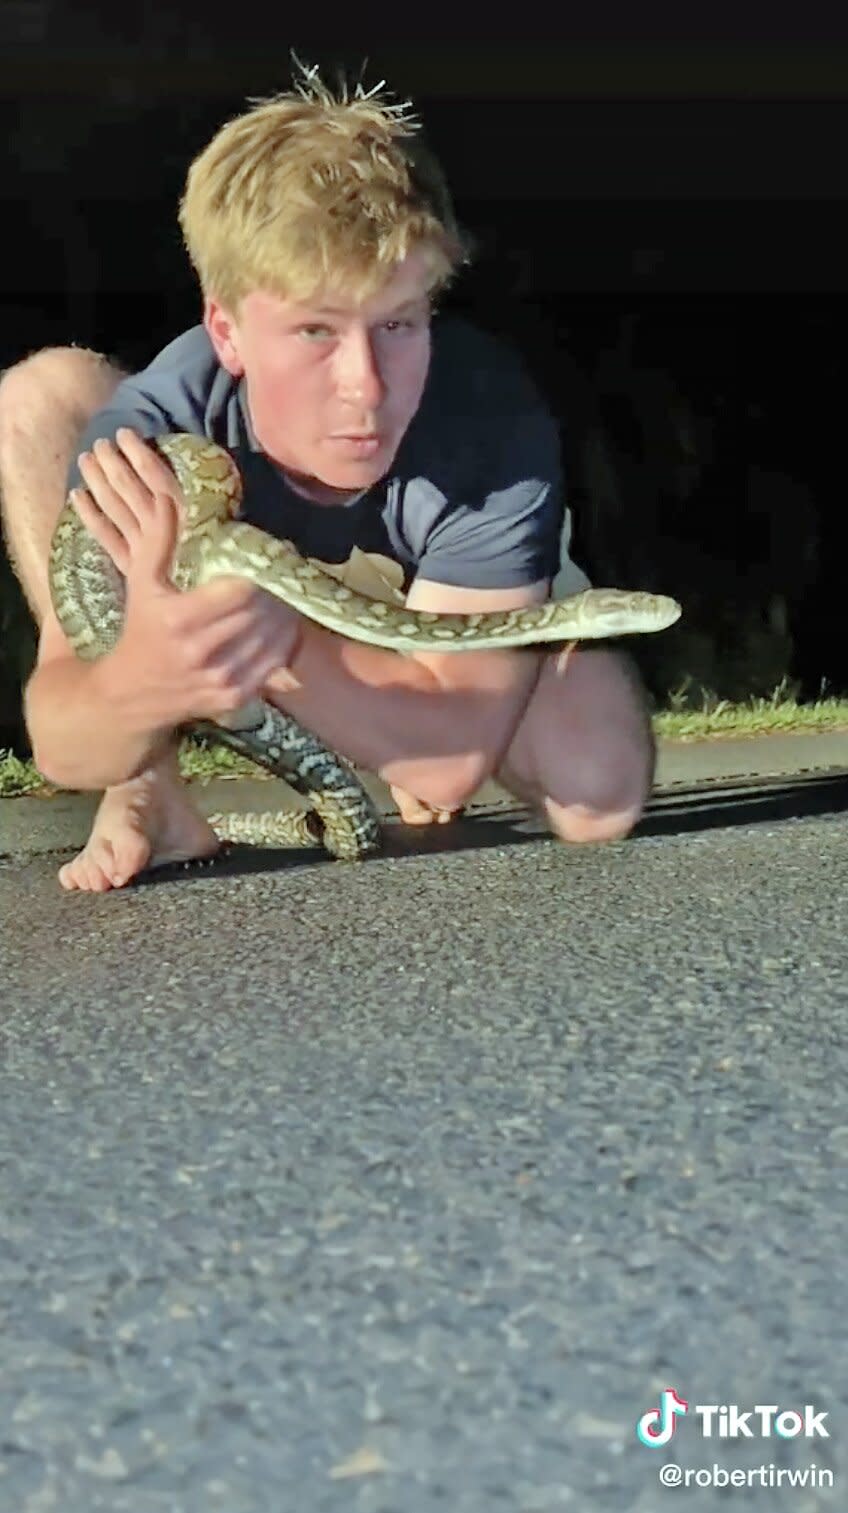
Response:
[101, 567, 304, 734]
[74, 432, 303, 734]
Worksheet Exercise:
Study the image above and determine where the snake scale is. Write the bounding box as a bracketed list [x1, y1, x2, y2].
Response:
[49, 433, 682, 860]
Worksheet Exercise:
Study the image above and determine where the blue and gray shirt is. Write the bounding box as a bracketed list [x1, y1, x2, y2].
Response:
[68, 313, 590, 604]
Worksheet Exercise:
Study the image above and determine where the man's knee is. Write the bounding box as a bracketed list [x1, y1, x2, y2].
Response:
[543, 718, 653, 841]
[498, 644, 655, 844]
[0, 346, 126, 432]
[544, 792, 646, 846]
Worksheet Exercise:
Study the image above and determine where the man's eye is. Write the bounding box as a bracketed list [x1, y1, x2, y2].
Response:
[297, 320, 418, 340]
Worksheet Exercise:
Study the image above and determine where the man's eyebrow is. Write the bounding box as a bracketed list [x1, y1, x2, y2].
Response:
[306, 296, 428, 317]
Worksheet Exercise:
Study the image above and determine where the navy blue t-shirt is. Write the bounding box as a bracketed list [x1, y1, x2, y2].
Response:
[68, 313, 590, 604]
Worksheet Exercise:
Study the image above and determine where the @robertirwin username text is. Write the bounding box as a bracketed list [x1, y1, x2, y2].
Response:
[657, 1462, 834, 1492]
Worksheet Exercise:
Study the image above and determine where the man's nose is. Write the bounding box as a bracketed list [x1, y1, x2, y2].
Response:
[334, 332, 386, 411]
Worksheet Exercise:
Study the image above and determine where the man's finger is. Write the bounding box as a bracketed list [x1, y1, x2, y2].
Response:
[71, 488, 131, 575]
[77, 449, 145, 538]
[390, 785, 439, 824]
[389, 782, 464, 825]
[116, 427, 184, 504]
[90, 437, 158, 514]
[133, 492, 180, 586]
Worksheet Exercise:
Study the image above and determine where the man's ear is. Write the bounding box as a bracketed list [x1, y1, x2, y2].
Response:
[204, 299, 244, 377]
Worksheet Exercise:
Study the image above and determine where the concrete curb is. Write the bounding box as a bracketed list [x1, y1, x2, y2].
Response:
[2, 731, 847, 859]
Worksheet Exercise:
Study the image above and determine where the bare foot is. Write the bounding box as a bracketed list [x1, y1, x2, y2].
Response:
[58, 758, 220, 892]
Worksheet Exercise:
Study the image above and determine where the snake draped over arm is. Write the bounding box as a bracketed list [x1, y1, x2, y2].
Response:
[48, 433, 682, 860]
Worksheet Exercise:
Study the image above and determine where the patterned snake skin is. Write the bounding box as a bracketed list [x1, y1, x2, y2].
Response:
[48, 434, 682, 859]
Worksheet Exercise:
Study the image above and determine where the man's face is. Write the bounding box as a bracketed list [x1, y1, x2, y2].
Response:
[205, 248, 435, 502]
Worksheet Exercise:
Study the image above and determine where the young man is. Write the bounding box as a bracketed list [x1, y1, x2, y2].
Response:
[0, 63, 653, 892]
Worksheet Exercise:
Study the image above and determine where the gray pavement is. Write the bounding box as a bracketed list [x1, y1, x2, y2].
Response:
[2, 729, 848, 860]
[1, 732, 847, 1511]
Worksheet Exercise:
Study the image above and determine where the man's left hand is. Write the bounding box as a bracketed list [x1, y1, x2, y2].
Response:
[389, 785, 463, 825]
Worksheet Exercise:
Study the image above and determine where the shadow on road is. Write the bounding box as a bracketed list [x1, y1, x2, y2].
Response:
[131, 770, 848, 885]
[638, 769, 848, 836]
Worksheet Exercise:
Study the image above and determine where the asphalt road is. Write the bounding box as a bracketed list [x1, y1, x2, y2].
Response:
[1, 760, 847, 1511]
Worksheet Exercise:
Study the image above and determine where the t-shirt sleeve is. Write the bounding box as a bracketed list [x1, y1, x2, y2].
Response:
[412, 400, 589, 593]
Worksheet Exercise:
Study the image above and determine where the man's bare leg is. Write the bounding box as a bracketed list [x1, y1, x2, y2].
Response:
[0, 348, 219, 890]
[495, 644, 655, 843]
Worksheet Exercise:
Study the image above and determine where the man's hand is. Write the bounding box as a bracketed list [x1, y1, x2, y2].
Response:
[72, 429, 303, 733]
[389, 785, 463, 826]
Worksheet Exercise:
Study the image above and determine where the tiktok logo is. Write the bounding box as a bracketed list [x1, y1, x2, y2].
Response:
[637, 1388, 689, 1447]
[636, 1390, 828, 1448]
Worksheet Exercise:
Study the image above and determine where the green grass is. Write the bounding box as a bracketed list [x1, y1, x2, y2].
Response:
[0, 750, 48, 797]
[654, 685, 848, 742]
[2, 685, 848, 797]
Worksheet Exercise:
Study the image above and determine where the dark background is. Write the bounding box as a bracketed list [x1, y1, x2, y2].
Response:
[2, 9, 847, 748]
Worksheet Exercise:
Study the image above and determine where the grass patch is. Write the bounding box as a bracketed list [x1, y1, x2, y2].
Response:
[0, 750, 48, 797]
[654, 683, 848, 742]
[0, 737, 263, 799]
[174, 738, 263, 783]
[2, 685, 847, 797]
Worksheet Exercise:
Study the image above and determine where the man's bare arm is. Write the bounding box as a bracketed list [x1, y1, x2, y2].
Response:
[262, 578, 548, 812]
[403, 573, 549, 774]
[25, 609, 172, 790]
[26, 569, 303, 792]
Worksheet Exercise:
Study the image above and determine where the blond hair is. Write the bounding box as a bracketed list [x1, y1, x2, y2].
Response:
[177, 54, 475, 313]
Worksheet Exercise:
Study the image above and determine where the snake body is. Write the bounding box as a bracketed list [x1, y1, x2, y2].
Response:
[49, 433, 682, 859]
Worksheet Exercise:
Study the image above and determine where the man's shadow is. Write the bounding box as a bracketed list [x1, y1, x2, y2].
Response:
[132, 769, 848, 884]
